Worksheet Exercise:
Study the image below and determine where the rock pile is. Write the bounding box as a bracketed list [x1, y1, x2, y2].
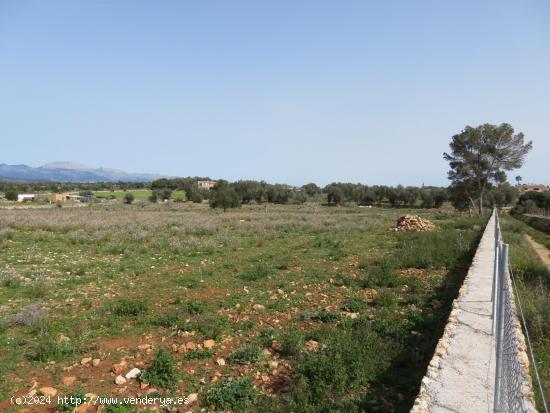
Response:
[394, 215, 435, 232]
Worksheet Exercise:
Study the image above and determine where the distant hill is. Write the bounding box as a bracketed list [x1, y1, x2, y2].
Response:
[0, 162, 165, 183]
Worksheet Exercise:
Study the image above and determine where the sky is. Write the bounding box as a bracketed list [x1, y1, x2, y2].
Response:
[0, 0, 549, 186]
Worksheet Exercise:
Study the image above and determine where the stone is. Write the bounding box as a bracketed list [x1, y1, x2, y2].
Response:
[187, 393, 198, 404]
[186, 342, 197, 350]
[115, 375, 126, 385]
[137, 343, 151, 351]
[39, 387, 57, 397]
[216, 358, 226, 366]
[61, 376, 77, 386]
[92, 358, 101, 367]
[268, 360, 279, 369]
[306, 340, 319, 351]
[111, 361, 127, 375]
[203, 339, 215, 349]
[80, 357, 92, 365]
[125, 368, 141, 380]
[252, 304, 266, 311]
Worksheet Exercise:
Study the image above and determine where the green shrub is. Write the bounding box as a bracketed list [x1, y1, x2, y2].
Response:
[192, 315, 228, 340]
[257, 328, 276, 348]
[25, 282, 49, 299]
[311, 310, 340, 323]
[140, 348, 177, 388]
[342, 298, 366, 313]
[205, 377, 259, 412]
[112, 299, 148, 317]
[151, 309, 187, 329]
[289, 322, 392, 410]
[228, 344, 263, 364]
[186, 300, 207, 315]
[279, 329, 304, 357]
[240, 262, 272, 281]
[30, 335, 76, 362]
[185, 348, 212, 360]
[373, 290, 398, 308]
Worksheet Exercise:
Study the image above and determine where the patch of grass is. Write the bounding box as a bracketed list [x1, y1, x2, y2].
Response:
[240, 262, 272, 281]
[311, 310, 340, 323]
[25, 281, 49, 299]
[228, 344, 263, 364]
[341, 297, 366, 313]
[151, 309, 187, 329]
[186, 299, 207, 315]
[279, 328, 304, 357]
[112, 298, 148, 317]
[185, 348, 212, 360]
[140, 348, 177, 389]
[29, 335, 76, 362]
[192, 315, 228, 340]
[205, 377, 259, 412]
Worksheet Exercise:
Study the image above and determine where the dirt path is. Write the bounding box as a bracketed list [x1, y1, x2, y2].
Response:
[525, 234, 550, 269]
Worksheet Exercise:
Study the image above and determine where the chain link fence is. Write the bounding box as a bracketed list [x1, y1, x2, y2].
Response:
[492, 210, 543, 413]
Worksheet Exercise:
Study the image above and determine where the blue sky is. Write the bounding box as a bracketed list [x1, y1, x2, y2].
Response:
[1, 0, 549, 186]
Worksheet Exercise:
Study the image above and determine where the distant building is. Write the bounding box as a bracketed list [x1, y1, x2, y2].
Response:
[517, 184, 549, 194]
[49, 193, 71, 203]
[17, 194, 35, 202]
[198, 180, 217, 190]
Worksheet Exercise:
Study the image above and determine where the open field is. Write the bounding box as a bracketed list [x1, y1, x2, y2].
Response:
[501, 216, 550, 407]
[0, 204, 485, 412]
[93, 190, 187, 201]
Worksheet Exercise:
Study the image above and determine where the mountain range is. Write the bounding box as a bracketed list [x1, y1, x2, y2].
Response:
[0, 162, 165, 183]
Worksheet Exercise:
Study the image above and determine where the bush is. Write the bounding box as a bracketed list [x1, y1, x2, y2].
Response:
[341, 298, 366, 313]
[151, 309, 187, 329]
[279, 328, 304, 357]
[123, 193, 134, 204]
[30, 335, 76, 362]
[140, 348, 177, 388]
[209, 182, 241, 211]
[185, 348, 212, 360]
[192, 315, 228, 340]
[4, 190, 18, 201]
[288, 322, 392, 410]
[228, 344, 263, 364]
[112, 299, 148, 317]
[186, 300, 207, 315]
[311, 310, 340, 323]
[240, 262, 272, 281]
[205, 377, 259, 412]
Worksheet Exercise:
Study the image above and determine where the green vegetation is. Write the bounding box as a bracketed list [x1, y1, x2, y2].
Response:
[444, 123, 531, 214]
[0, 203, 485, 411]
[501, 215, 550, 406]
[93, 189, 186, 201]
[228, 344, 263, 364]
[205, 377, 259, 412]
[140, 348, 178, 388]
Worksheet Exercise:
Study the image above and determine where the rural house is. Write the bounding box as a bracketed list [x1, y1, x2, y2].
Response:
[516, 184, 549, 193]
[198, 180, 217, 190]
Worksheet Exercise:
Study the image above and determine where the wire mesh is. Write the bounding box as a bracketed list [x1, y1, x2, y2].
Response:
[493, 210, 540, 413]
